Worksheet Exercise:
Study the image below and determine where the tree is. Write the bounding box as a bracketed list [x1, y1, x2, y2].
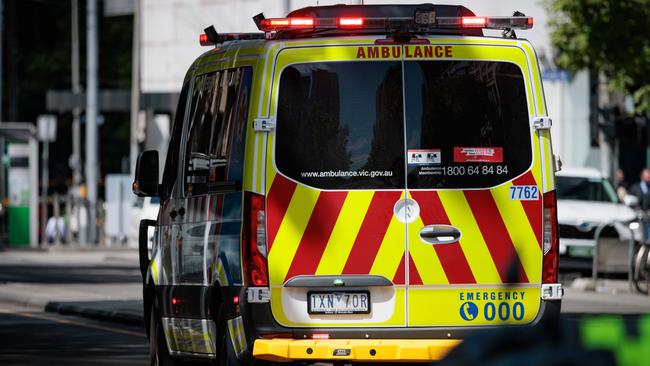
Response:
[548, 0, 650, 113]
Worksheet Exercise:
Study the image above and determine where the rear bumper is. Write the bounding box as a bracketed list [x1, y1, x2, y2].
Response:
[252, 338, 462, 362]
[249, 299, 560, 362]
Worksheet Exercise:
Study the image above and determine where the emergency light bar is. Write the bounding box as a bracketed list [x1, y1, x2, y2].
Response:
[199, 30, 265, 46]
[255, 15, 533, 33]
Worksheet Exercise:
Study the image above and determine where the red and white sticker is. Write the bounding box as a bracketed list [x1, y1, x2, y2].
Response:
[408, 149, 441, 166]
[454, 147, 503, 163]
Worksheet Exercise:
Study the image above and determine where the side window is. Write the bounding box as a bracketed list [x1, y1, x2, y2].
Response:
[184, 67, 252, 196]
[160, 82, 190, 200]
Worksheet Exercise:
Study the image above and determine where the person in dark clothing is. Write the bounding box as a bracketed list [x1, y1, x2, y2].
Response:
[629, 168, 650, 210]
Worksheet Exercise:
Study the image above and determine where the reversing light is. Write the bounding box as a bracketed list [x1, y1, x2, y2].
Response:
[339, 17, 364, 27]
[311, 333, 330, 340]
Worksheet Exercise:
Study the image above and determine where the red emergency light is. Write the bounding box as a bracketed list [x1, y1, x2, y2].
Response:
[461, 17, 487, 27]
[339, 17, 364, 27]
[437, 16, 532, 29]
[260, 17, 315, 31]
[256, 14, 533, 34]
[199, 33, 213, 46]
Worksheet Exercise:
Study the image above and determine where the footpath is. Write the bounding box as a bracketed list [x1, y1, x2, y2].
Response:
[0, 247, 144, 326]
[1, 248, 650, 328]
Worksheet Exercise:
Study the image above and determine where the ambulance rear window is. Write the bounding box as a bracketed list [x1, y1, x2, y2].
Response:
[275, 59, 531, 190]
[404, 61, 531, 189]
[276, 61, 405, 190]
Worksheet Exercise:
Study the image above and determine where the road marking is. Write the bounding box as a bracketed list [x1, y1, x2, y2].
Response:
[0, 307, 145, 338]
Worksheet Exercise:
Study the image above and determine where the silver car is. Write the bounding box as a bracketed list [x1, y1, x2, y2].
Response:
[557, 167, 641, 273]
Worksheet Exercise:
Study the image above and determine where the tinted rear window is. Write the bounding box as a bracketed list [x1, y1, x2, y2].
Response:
[275, 60, 531, 190]
[405, 61, 531, 189]
[556, 176, 618, 203]
[276, 61, 405, 189]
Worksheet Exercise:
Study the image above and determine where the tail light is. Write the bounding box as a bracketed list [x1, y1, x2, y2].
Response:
[242, 192, 268, 286]
[542, 190, 559, 283]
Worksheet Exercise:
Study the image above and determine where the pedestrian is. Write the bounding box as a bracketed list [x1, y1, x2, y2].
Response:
[45, 216, 66, 244]
[629, 168, 650, 210]
[615, 169, 628, 202]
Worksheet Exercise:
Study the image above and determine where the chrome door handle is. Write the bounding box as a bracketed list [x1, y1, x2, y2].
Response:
[419, 225, 461, 244]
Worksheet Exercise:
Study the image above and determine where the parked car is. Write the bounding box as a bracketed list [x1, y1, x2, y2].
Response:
[130, 196, 160, 248]
[557, 167, 641, 273]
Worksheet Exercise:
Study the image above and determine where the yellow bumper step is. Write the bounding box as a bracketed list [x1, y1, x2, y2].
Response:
[253, 338, 462, 362]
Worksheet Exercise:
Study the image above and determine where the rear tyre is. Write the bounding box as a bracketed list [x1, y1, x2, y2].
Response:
[149, 305, 179, 366]
[634, 245, 650, 294]
[215, 313, 244, 366]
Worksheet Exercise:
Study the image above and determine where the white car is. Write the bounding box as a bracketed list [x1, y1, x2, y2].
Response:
[557, 167, 641, 272]
[130, 196, 160, 248]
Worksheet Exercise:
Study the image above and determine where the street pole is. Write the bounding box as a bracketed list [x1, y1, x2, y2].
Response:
[71, 0, 82, 245]
[71, 0, 82, 187]
[85, 0, 98, 244]
[0, 0, 3, 123]
[0, 0, 5, 247]
[41, 139, 49, 246]
[129, 0, 140, 179]
[598, 72, 613, 180]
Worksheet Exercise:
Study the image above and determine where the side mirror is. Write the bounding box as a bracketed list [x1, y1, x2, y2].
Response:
[133, 150, 160, 197]
[624, 194, 639, 208]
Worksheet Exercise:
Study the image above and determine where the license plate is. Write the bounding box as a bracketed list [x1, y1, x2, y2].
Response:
[308, 291, 370, 314]
[569, 246, 594, 258]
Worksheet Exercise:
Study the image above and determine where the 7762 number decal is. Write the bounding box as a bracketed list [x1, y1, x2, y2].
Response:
[509, 185, 539, 201]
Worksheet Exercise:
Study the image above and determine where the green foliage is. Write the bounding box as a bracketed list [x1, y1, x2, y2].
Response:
[548, 0, 650, 113]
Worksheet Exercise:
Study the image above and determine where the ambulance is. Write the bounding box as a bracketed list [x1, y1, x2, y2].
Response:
[133, 3, 562, 365]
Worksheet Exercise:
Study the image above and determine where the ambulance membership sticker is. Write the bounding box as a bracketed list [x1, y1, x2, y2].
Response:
[454, 147, 503, 163]
[408, 149, 441, 166]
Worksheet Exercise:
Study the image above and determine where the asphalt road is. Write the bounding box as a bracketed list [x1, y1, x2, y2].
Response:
[0, 307, 148, 366]
[0, 264, 141, 284]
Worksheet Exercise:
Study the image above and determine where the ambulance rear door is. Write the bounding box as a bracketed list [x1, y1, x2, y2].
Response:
[264, 43, 409, 328]
[402, 42, 545, 327]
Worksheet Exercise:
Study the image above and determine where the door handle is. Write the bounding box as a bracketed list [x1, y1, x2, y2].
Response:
[419, 225, 461, 244]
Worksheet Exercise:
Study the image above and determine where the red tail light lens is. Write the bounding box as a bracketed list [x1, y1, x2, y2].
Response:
[242, 192, 268, 286]
[542, 190, 559, 283]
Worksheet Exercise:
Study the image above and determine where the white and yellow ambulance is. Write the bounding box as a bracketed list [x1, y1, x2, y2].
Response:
[133, 3, 562, 365]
